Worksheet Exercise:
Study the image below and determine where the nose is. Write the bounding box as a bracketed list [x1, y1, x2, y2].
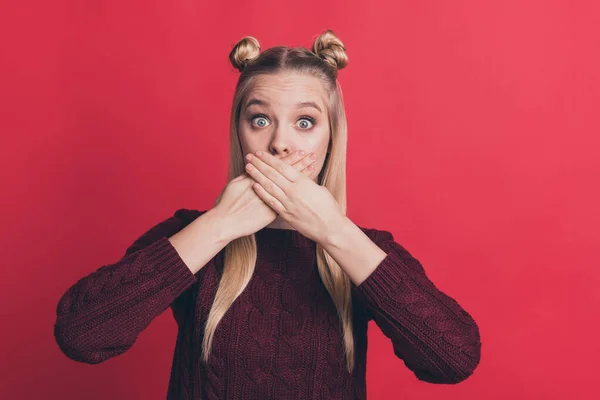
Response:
[268, 125, 297, 157]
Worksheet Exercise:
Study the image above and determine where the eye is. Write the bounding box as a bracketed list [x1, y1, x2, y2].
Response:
[250, 114, 270, 128]
[297, 116, 315, 130]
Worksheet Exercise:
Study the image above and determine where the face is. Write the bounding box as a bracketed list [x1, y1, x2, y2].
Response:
[238, 72, 331, 184]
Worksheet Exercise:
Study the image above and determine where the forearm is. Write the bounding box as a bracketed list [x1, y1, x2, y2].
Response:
[168, 207, 234, 274]
[54, 207, 234, 364]
[55, 237, 197, 363]
[334, 226, 482, 383]
[322, 216, 388, 286]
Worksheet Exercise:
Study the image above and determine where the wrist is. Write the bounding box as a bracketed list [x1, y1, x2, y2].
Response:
[323, 214, 355, 249]
[204, 207, 237, 245]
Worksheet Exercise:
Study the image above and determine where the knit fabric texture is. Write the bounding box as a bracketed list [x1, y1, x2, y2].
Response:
[54, 208, 481, 399]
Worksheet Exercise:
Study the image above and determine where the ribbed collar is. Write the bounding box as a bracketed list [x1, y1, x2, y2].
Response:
[255, 227, 316, 248]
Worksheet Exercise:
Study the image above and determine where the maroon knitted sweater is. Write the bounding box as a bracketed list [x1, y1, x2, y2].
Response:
[54, 208, 481, 399]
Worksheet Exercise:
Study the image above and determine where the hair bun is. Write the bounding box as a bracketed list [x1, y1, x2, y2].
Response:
[229, 36, 261, 72]
[312, 29, 348, 70]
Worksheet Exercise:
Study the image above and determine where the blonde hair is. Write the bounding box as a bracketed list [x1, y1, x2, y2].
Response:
[204, 29, 355, 372]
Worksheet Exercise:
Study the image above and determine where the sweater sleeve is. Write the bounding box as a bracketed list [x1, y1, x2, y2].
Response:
[352, 229, 481, 384]
[53, 208, 206, 364]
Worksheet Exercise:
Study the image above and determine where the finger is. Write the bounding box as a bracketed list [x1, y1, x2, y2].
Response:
[292, 152, 317, 173]
[300, 163, 316, 176]
[280, 150, 316, 176]
[245, 162, 287, 201]
[250, 152, 299, 188]
[281, 149, 309, 166]
[251, 181, 286, 213]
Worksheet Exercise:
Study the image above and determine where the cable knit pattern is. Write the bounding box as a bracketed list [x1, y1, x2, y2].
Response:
[352, 231, 481, 384]
[54, 208, 481, 399]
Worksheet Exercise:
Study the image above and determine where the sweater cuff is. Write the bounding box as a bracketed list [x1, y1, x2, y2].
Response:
[354, 249, 408, 303]
[142, 236, 198, 296]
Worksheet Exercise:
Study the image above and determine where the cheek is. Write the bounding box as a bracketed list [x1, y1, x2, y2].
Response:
[309, 130, 330, 156]
[238, 122, 248, 139]
[238, 125, 254, 150]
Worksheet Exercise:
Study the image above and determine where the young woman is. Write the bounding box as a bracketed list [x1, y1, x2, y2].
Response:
[55, 29, 481, 399]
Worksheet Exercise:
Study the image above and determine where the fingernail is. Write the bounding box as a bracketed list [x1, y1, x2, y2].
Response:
[311, 153, 317, 159]
[298, 150, 305, 156]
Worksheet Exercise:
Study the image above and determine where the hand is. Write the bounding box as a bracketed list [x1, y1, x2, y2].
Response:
[244, 151, 346, 244]
[213, 150, 318, 240]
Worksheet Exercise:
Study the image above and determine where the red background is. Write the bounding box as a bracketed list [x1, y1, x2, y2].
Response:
[2, 1, 599, 399]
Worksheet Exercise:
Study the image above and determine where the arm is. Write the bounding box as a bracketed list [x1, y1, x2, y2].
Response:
[322, 217, 481, 384]
[54, 208, 232, 364]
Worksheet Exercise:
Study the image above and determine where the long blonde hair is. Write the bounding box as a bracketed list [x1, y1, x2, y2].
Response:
[204, 29, 356, 372]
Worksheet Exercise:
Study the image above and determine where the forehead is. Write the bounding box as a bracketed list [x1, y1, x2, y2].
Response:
[245, 73, 327, 109]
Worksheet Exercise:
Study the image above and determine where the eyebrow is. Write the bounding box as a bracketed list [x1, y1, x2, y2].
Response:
[244, 98, 322, 113]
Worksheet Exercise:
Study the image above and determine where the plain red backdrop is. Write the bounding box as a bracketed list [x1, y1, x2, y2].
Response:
[1, 0, 599, 399]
